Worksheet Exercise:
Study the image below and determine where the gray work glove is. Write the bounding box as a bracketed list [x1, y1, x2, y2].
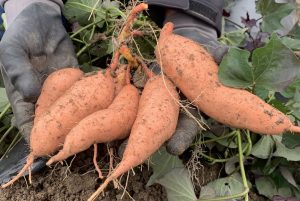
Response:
[0, 1, 78, 140]
[0, 1, 78, 184]
[143, 0, 229, 155]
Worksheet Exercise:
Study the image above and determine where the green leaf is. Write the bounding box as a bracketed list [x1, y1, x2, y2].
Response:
[251, 136, 275, 159]
[64, 0, 102, 25]
[256, 0, 294, 32]
[200, 173, 245, 199]
[279, 166, 299, 190]
[102, 0, 121, 17]
[282, 77, 300, 101]
[219, 34, 300, 92]
[289, 25, 300, 39]
[251, 33, 300, 92]
[89, 40, 113, 58]
[281, 37, 300, 51]
[268, 98, 290, 114]
[219, 48, 253, 89]
[156, 168, 197, 201]
[225, 157, 239, 175]
[282, 133, 300, 149]
[147, 146, 184, 186]
[273, 139, 300, 161]
[219, 28, 247, 47]
[255, 177, 279, 199]
[64, 0, 121, 25]
[257, 180, 294, 199]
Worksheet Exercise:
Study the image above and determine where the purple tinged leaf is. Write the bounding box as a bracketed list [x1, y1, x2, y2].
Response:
[241, 12, 258, 29]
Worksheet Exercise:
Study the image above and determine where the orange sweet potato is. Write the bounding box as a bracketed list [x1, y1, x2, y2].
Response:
[34, 68, 84, 122]
[88, 75, 179, 201]
[1, 71, 115, 188]
[155, 22, 300, 135]
[46, 84, 139, 165]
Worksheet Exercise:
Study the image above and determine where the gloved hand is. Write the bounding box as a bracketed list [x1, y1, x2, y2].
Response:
[0, 0, 78, 184]
[147, 0, 229, 155]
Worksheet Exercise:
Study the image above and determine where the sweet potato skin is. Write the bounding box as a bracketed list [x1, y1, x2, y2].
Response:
[115, 75, 179, 174]
[34, 68, 84, 122]
[46, 84, 139, 164]
[88, 75, 180, 201]
[156, 23, 294, 135]
[30, 72, 115, 156]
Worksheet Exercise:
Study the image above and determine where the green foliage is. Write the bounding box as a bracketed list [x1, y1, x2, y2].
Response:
[219, 28, 247, 47]
[148, 147, 196, 201]
[200, 173, 246, 199]
[281, 37, 300, 51]
[251, 136, 274, 159]
[255, 176, 293, 199]
[156, 168, 197, 201]
[147, 146, 184, 186]
[1, 0, 300, 200]
[218, 48, 253, 89]
[256, 0, 294, 33]
[64, 0, 121, 25]
[219, 34, 300, 92]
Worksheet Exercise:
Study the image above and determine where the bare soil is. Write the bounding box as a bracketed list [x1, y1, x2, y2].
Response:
[0, 147, 268, 201]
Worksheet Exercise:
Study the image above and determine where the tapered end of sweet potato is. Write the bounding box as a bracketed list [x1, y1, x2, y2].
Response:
[290, 125, 300, 134]
[46, 151, 67, 166]
[1, 154, 34, 188]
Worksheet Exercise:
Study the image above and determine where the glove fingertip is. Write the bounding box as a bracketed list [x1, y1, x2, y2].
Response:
[166, 139, 187, 155]
[15, 73, 42, 102]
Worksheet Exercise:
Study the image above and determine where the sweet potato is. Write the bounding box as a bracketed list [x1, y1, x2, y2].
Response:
[1, 71, 115, 188]
[88, 75, 179, 201]
[46, 84, 139, 165]
[155, 22, 300, 135]
[34, 68, 84, 122]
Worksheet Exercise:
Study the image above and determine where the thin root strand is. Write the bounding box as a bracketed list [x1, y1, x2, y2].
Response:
[93, 144, 104, 179]
[1, 154, 35, 188]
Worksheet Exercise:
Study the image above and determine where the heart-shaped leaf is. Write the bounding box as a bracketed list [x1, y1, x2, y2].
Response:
[219, 34, 300, 92]
[251, 136, 275, 159]
[273, 138, 300, 161]
[147, 146, 184, 186]
[156, 168, 197, 201]
[200, 173, 246, 199]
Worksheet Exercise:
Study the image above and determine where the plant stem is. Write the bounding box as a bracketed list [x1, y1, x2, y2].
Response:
[200, 143, 249, 164]
[0, 103, 10, 120]
[245, 130, 252, 156]
[72, 38, 86, 44]
[89, 56, 102, 64]
[0, 125, 13, 145]
[196, 130, 237, 145]
[0, 125, 9, 133]
[237, 130, 249, 201]
[89, 25, 96, 41]
[0, 131, 21, 161]
[76, 43, 92, 57]
[198, 131, 250, 201]
[199, 152, 231, 163]
[70, 19, 103, 39]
